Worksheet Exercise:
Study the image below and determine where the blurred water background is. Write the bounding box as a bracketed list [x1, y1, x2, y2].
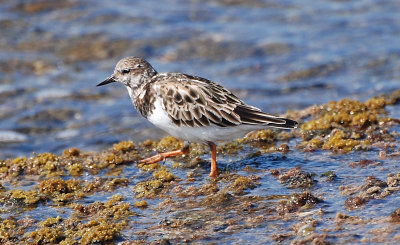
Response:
[0, 0, 399, 158]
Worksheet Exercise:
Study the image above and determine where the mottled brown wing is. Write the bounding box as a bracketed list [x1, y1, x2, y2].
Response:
[158, 73, 245, 127]
[157, 73, 296, 129]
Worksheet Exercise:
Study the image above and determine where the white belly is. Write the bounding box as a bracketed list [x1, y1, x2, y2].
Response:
[146, 98, 262, 143]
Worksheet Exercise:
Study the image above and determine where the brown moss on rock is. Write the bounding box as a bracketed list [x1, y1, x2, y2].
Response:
[322, 129, 366, 152]
[17, 195, 134, 244]
[73, 194, 135, 220]
[390, 208, 400, 223]
[344, 196, 368, 210]
[2, 150, 85, 179]
[320, 171, 337, 182]
[83, 177, 128, 193]
[96, 143, 139, 169]
[229, 175, 259, 194]
[66, 163, 84, 176]
[217, 140, 244, 155]
[99, 153, 124, 168]
[276, 143, 290, 153]
[39, 178, 80, 196]
[133, 179, 164, 199]
[38, 216, 62, 228]
[174, 183, 220, 198]
[201, 191, 234, 208]
[299, 96, 396, 152]
[133, 167, 176, 199]
[349, 159, 380, 168]
[27, 226, 64, 244]
[39, 178, 84, 203]
[341, 174, 400, 210]
[277, 192, 321, 215]
[62, 147, 81, 157]
[134, 200, 149, 208]
[301, 98, 384, 132]
[112, 141, 136, 153]
[156, 136, 184, 152]
[101, 178, 129, 192]
[79, 219, 125, 245]
[0, 176, 130, 207]
[244, 129, 276, 143]
[277, 167, 317, 188]
[8, 189, 41, 205]
[153, 168, 175, 182]
[0, 218, 19, 242]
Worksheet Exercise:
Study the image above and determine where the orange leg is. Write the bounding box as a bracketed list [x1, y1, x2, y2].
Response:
[140, 142, 190, 164]
[208, 142, 219, 177]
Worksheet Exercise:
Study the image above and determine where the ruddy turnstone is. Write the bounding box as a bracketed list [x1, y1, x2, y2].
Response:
[98, 57, 298, 177]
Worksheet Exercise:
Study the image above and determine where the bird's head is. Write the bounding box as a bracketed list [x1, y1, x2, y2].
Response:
[97, 57, 157, 89]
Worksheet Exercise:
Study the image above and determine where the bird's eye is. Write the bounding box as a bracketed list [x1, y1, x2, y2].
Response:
[121, 69, 130, 74]
[135, 64, 143, 68]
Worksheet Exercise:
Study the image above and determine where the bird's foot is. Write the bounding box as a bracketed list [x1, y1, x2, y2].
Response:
[139, 147, 190, 165]
[140, 154, 166, 164]
[209, 168, 219, 178]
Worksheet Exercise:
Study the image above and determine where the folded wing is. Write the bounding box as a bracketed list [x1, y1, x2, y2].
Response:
[156, 73, 297, 129]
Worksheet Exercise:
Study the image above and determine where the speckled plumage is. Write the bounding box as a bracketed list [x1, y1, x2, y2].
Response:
[97, 57, 298, 177]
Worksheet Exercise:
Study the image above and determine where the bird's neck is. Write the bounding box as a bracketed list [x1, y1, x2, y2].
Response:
[125, 75, 152, 101]
[126, 79, 155, 118]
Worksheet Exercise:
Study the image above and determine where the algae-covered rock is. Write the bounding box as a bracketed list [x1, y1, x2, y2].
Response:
[276, 192, 321, 215]
[299, 95, 397, 152]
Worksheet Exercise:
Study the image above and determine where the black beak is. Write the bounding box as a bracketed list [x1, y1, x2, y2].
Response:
[97, 76, 117, 86]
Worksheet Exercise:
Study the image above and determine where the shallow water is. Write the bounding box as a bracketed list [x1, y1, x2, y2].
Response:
[0, 0, 400, 244]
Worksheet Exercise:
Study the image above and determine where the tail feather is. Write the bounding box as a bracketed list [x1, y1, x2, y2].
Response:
[267, 118, 298, 129]
[234, 105, 298, 129]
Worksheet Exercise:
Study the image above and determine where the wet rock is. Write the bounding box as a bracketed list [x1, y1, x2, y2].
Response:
[342, 174, 400, 210]
[279, 61, 344, 82]
[390, 208, 400, 223]
[320, 171, 337, 182]
[18, 109, 79, 124]
[278, 167, 316, 188]
[344, 196, 367, 210]
[298, 94, 399, 153]
[201, 191, 234, 208]
[276, 143, 290, 152]
[0, 58, 56, 75]
[349, 159, 380, 168]
[245, 129, 276, 143]
[229, 175, 259, 194]
[277, 192, 321, 215]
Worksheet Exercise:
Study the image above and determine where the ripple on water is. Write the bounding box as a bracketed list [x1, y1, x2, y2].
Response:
[0, 130, 28, 143]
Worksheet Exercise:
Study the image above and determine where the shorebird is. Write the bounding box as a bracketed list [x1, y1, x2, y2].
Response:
[98, 57, 298, 177]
